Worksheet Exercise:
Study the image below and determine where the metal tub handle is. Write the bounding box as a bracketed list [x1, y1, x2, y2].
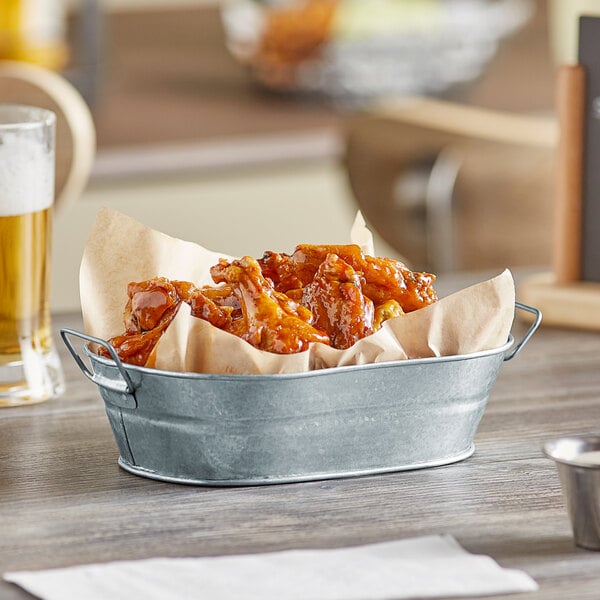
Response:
[504, 302, 542, 362]
[60, 328, 137, 406]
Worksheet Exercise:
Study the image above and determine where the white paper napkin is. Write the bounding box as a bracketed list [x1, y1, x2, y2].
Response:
[4, 535, 537, 600]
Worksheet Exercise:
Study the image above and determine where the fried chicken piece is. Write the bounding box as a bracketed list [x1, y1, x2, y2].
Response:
[258, 0, 337, 66]
[259, 244, 437, 313]
[259, 248, 319, 294]
[302, 254, 374, 350]
[172, 281, 234, 330]
[101, 243, 436, 365]
[211, 256, 330, 354]
[103, 278, 236, 366]
[123, 277, 180, 333]
[100, 327, 168, 367]
[102, 277, 182, 366]
[199, 284, 241, 314]
[373, 299, 404, 331]
[259, 250, 305, 292]
[361, 255, 437, 312]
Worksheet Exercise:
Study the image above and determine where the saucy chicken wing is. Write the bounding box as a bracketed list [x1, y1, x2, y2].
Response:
[123, 277, 180, 333]
[373, 299, 404, 330]
[211, 256, 330, 354]
[102, 277, 238, 366]
[258, 0, 337, 67]
[100, 244, 438, 365]
[302, 253, 374, 350]
[172, 280, 235, 330]
[101, 277, 182, 366]
[259, 244, 437, 313]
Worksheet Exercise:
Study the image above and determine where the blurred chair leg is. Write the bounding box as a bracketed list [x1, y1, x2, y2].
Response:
[424, 147, 462, 273]
[343, 97, 556, 273]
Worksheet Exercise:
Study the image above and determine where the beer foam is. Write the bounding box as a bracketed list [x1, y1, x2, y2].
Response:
[0, 132, 54, 217]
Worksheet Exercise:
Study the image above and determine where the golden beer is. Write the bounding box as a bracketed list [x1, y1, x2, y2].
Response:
[0, 208, 52, 359]
[0, 0, 69, 70]
[0, 105, 63, 406]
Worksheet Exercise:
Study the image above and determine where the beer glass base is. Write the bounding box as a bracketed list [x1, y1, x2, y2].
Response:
[0, 347, 65, 408]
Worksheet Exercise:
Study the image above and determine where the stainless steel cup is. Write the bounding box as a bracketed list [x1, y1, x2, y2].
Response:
[544, 436, 600, 550]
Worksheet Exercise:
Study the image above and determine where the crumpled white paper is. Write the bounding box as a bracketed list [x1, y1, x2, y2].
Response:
[4, 535, 537, 600]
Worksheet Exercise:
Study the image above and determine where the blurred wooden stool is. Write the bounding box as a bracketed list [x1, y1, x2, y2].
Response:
[344, 97, 558, 272]
[0, 60, 96, 214]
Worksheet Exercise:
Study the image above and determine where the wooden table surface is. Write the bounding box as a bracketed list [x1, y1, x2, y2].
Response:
[2, 288, 600, 599]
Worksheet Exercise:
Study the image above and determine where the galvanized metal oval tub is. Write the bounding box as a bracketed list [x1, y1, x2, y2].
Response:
[61, 302, 540, 486]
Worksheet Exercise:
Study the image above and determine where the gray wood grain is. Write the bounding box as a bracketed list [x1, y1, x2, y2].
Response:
[2, 308, 600, 599]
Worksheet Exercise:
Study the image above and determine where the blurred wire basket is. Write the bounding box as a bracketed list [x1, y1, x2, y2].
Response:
[221, 0, 534, 106]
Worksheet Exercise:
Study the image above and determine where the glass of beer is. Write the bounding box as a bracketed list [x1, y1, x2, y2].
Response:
[0, 105, 64, 407]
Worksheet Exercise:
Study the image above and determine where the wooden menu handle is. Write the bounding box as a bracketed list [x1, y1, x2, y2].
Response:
[553, 64, 585, 283]
[0, 60, 96, 215]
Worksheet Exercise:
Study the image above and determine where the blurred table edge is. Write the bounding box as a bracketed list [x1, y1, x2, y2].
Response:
[90, 127, 343, 182]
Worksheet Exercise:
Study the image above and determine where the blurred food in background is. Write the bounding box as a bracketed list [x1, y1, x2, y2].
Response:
[0, 0, 556, 310]
[256, 0, 338, 89]
[222, 0, 534, 104]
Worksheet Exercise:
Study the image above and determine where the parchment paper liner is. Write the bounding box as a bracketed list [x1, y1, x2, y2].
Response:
[80, 207, 515, 374]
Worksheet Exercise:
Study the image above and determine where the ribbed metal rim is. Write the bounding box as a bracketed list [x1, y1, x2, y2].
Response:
[543, 435, 600, 469]
[85, 335, 514, 382]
